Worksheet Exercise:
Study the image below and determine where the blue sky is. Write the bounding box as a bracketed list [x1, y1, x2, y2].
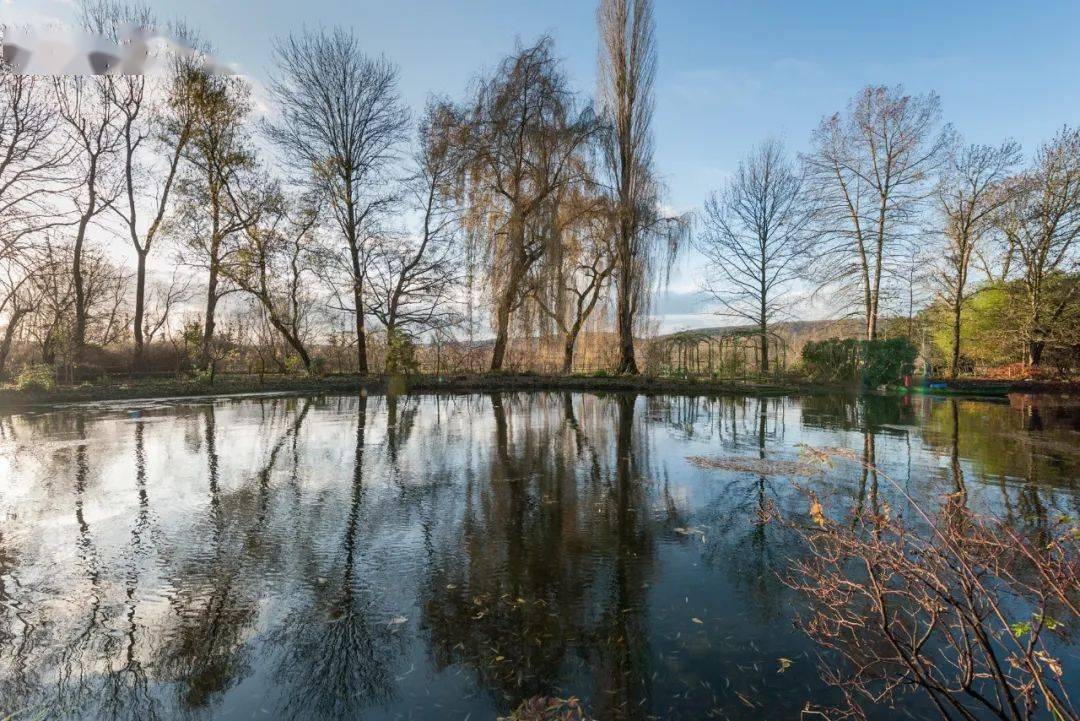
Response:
[10, 0, 1080, 328]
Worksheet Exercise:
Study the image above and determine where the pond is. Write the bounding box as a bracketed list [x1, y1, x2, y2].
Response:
[0, 391, 1077, 720]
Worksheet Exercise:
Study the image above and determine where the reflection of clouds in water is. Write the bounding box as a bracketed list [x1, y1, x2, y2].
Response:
[0, 392, 1075, 720]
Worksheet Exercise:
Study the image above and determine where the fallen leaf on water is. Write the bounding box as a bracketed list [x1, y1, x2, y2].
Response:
[777, 657, 792, 673]
[809, 497, 827, 528]
[1035, 650, 1063, 677]
[691, 617, 703, 625]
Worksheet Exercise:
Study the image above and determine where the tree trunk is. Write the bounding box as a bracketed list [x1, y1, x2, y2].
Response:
[949, 298, 962, 380]
[1027, 339, 1045, 367]
[759, 327, 769, 376]
[202, 264, 218, 369]
[133, 249, 148, 368]
[0, 310, 27, 380]
[353, 282, 368, 375]
[72, 221, 88, 358]
[348, 243, 368, 376]
[267, 314, 311, 373]
[561, 333, 576, 374]
[490, 222, 525, 372]
[490, 286, 514, 372]
[615, 252, 637, 374]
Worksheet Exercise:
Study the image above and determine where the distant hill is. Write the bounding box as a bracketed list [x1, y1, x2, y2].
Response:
[659, 318, 865, 344]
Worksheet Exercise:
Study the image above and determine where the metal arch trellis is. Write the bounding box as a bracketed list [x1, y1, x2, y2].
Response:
[650, 328, 789, 378]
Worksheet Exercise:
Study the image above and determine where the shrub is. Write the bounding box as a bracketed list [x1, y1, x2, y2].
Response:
[801, 337, 917, 387]
[191, 367, 214, 385]
[15, 364, 56, 392]
[801, 338, 861, 383]
[385, 330, 420, 377]
[284, 354, 307, 376]
[783, 453, 1077, 721]
[861, 337, 917, 387]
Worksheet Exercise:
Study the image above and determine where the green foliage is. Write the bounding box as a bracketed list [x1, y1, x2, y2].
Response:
[385, 330, 420, 377]
[801, 338, 916, 387]
[861, 337, 917, 387]
[310, 356, 328, 378]
[801, 338, 861, 383]
[284, 354, 306, 375]
[191, 367, 215, 385]
[928, 283, 1019, 370]
[15, 364, 56, 392]
[591, 369, 609, 378]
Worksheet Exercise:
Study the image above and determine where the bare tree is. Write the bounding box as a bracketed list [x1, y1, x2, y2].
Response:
[222, 181, 320, 372]
[447, 37, 597, 371]
[697, 140, 811, 374]
[0, 73, 72, 256]
[82, 0, 199, 366]
[140, 268, 191, 348]
[22, 236, 130, 369]
[804, 85, 952, 340]
[995, 127, 1080, 367]
[892, 236, 935, 339]
[265, 28, 409, 375]
[365, 106, 463, 369]
[0, 69, 72, 377]
[529, 185, 615, 373]
[935, 140, 1021, 377]
[53, 75, 123, 358]
[0, 250, 46, 377]
[169, 69, 254, 368]
[598, 0, 682, 374]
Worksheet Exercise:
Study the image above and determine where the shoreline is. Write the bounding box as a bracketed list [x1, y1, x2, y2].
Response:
[1, 373, 1077, 409]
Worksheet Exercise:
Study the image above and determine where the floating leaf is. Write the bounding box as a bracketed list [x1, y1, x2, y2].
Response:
[1036, 650, 1063, 677]
[777, 657, 792, 673]
[1036, 614, 1064, 631]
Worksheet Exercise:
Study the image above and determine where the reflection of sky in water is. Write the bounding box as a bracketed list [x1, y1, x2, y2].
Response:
[0, 392, 1077, 720]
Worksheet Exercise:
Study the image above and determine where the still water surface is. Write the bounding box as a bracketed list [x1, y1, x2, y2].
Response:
[0, 391, 1077, 720]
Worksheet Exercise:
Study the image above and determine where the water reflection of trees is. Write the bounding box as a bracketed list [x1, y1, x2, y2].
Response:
[153, 398, 312, 711]
[267, 394, 407, 720]
[1, 391, 1077, 720]
[691, 397, 799, 619]
[420, 392, 655, 719]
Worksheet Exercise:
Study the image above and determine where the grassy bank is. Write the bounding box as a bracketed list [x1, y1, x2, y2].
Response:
[2, 373, 1077, 409]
